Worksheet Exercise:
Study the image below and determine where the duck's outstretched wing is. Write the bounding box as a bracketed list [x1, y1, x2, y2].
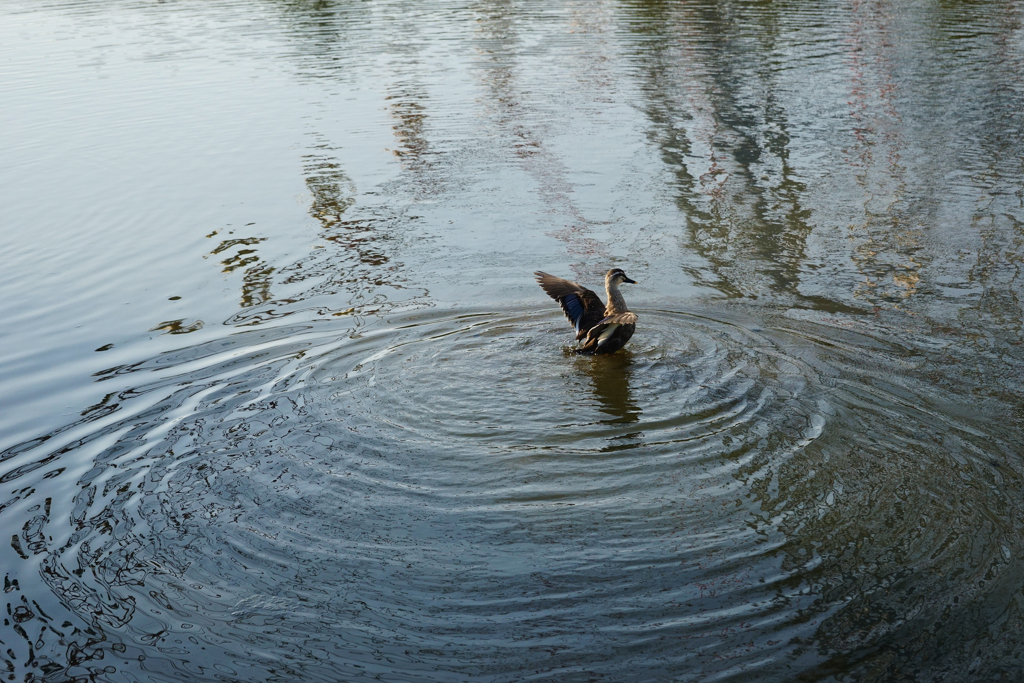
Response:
[534, 271, 606, 339]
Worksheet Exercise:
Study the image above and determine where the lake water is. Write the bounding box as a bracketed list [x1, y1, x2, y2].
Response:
[2, 0, 1023, 680]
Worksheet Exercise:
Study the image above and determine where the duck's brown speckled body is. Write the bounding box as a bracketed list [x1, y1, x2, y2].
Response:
[535, 268, 638, 354]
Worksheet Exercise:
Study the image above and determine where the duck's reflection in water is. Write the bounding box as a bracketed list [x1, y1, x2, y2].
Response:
[581, 350, 641, 424]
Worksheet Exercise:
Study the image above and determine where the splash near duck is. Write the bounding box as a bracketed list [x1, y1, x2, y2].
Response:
[535, 268, 638, 354]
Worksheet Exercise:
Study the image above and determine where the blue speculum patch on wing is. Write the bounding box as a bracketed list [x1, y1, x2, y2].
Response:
[562, 293, 585, 332]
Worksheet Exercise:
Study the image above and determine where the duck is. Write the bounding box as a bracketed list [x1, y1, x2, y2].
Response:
[535, 267, 638, 354]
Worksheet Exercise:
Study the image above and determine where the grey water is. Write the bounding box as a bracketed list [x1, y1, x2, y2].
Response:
[1, 0, 1023, 681]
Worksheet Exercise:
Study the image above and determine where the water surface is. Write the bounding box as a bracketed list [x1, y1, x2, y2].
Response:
[1, 0, 1023, 681]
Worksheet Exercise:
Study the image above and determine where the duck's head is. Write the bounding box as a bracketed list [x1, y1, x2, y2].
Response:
[606, 268, 637, 286]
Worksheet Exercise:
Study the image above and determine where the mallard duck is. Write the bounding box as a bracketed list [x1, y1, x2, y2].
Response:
[535, 268, 638, 354]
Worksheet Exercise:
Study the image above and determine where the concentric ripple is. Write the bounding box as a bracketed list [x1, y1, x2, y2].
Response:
[2, 306, 1020, 682]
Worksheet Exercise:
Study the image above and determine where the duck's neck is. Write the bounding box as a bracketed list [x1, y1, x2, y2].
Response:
[605, 281, 629, 315]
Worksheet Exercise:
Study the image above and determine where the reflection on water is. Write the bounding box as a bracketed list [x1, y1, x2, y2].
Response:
[2, 0, 1023, 681]
[149, 318, 205, 335]
[626, 1, 864, 312]
[583, 351, 642, 424]
[473, 0, 613, 278]
[209, 233, 275, 309]
[305, 143, 356, 227]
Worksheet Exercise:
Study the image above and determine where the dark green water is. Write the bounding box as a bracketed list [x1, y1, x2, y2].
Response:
[1, 1, 1022, 681]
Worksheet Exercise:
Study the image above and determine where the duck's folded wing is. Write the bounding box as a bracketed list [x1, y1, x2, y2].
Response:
[534, 271, 606, 335]
[595, 312, 637, 327]
[583, 312, 638, 342]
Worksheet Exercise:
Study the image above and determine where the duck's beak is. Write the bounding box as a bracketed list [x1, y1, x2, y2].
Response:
[623, 276, 637, 284]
